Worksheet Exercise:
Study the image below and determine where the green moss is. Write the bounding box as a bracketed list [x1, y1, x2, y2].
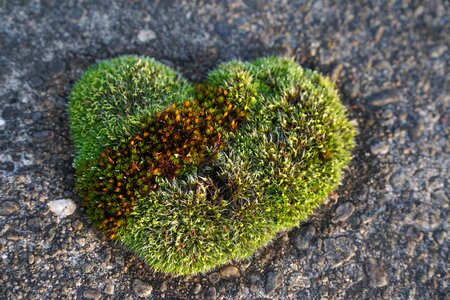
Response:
[68, 55, 355, 275]
[68, 55, 194, 169]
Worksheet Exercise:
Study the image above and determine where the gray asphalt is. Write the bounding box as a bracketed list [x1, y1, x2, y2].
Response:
[0, 1, 448, 299]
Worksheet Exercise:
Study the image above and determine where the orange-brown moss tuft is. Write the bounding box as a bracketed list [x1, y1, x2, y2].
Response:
[82, 85, 247, 237]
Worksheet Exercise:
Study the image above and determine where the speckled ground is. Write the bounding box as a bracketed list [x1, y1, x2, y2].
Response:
[0, 1, 449, 299]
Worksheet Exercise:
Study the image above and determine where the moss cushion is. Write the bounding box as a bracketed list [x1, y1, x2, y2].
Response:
[68, 55, 355, 275]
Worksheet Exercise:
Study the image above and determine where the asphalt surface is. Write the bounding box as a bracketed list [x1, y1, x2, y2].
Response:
[0, 1, 449, 299]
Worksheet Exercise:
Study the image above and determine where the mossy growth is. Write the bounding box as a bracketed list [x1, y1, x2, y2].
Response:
[68, 55, 355, 275]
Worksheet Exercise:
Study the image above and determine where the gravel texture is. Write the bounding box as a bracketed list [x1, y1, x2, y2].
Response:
[0, 1, 448, 299]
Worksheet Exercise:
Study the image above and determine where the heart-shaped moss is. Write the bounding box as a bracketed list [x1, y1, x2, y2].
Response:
[68, 55, 355, 275]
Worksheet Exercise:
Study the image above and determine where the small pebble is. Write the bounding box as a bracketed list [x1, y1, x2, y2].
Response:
[214, 21, 231, 38]
[0, 201, 20, 216]
[28, 254, 35, 265]
[133, 279, 153, 297]
[208, 272, 220, 284]
[289, 272, 311, 289]
[48, 58, 65, 74]
[368, 260, 389, 288]
[104, 283, 114, 295]
[370, 141, 390, 155]
[389, 170, 409, 190]
[324, 236, 356, 267]
[367, 89, 401, 107]
[265, 271, 282, 294]
[48, 199, 77, 217]
[331, 64, 343, 82]
[77, 237, 86, 247]
[83, 263, 94, 273]
[219, 265, 240, 278]
[83, 288, 101, 300]
[137, 29, 156, 42]
[7, 232, 21, 240]
[332, 202, 355, 223]
[409, 119, 425, 140]
[29, 75, 44, 88]
[292, 226, 316, 250]
[72, 220, 84, 231]
[430, 45, 447, 58]
[32, 130, 54, 143]
[160, 281, 167, 293]
[204, 287, 217, 300]
[193, 283, 202, 294]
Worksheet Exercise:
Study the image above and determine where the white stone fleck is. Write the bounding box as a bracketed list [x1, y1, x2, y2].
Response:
[48, 199, 77, 217]
[370, 141, 390, 155]
[137, 29, 156, 42]
[0, 117, 5, 127]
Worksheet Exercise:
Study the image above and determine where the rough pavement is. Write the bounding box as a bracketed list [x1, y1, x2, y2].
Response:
[0, 1, 449, 299]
